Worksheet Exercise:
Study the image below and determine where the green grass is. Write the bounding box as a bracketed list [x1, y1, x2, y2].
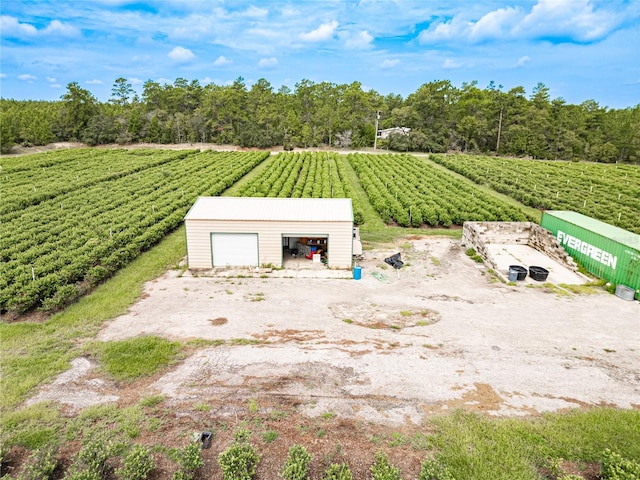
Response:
[89, 336, 182, 382]
[429, 409, 640, 480]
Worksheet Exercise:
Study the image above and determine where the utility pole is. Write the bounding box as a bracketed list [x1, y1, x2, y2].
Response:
[373, 110, 381, 150]
[496, 106, 503, 153]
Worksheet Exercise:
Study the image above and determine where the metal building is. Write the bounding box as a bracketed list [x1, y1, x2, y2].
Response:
[541, 211, 639, 298]
[184, 197, 355, 270]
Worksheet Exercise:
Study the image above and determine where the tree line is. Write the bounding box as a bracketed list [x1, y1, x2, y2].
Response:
[1, 76, 638, 162]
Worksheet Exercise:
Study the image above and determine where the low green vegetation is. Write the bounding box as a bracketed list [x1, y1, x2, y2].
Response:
[89, 336, 182, 382]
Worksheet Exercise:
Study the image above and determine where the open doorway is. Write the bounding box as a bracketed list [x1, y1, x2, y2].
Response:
[282, 235, 328, 269]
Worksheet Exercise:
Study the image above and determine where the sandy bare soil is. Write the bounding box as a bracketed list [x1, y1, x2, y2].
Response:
[29, 237, 640, 426]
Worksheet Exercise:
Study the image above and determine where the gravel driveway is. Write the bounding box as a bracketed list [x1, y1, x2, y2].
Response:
[31, 238, 640, 425]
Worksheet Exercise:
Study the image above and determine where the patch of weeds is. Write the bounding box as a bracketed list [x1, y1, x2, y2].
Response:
[465, 248, 483, 263]
[269, 409, 288, 421]
[416, 321, 429, 327]
[225, 290, 233, 295]
[603, 348, 616, 353]
[90, 336, 183, 382]
[247, 398, 259, 414]
[389, 325, 401, 330]
[378, 263, 388, 270]
[369, 435, 383, 447]
[430, 256, 441, 266]
[186, 338, 225, 347]
[559, 283, 601, 295]
[387, 432, 409, 447]
[423, 344, 438, 350]
[245, 292, 265, 302]
[542, 283, 571, 296]
[139, 395, 164, 408]
[147, 417, 163, 432]
[399, 310, 413, 317]
[321, 412, 337, 420]
[418, 458, 456, 480]
[229, 338, 262, 346]
[324, 462, 352, 479]
[487, 269, 503, 283]
[316, 428, 327, 438]
[193, 403, 211, 412]
[410, 432, 433, 450]
[342, 318, 353, 324]
[262, 430, 278, 443]
[0, 401, 63, 449]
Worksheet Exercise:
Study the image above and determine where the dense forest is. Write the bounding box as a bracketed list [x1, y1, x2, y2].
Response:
[1, 77, 638, 162]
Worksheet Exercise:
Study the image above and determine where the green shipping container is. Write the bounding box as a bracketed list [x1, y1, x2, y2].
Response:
[541, 211, 640, 299]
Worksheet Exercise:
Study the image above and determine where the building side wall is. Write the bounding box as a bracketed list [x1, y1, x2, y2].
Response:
[185, 219, 353, 269]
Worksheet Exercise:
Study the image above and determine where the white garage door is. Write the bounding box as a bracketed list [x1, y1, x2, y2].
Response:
[211, 233, 259, 267]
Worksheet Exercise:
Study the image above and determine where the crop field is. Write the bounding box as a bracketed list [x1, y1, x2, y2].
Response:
[348, 153, 536, 227]
[3, 148, 639, 316]
[430, 154, 640, 234]
[234, 151, 365, 224]
[0, 149, 269, 314]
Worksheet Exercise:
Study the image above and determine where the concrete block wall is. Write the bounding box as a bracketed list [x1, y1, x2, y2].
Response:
[461, 221, 579, 273]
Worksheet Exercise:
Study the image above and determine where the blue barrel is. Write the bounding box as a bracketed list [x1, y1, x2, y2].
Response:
[353, 266, 362, 280]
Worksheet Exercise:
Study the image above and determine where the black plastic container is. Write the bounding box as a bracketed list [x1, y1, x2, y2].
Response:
[508, 265, 528, 281]
[528, 266, 549, 282]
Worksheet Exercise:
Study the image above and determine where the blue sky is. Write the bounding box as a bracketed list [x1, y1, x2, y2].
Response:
[1, 0, 639, 108]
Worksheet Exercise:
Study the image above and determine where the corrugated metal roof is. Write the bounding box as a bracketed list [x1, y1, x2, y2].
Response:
[184, 197, 354, 222]
[544, 211, 640, 250]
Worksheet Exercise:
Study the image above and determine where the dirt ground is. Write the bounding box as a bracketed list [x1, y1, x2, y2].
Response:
[29, 237, 640, 421]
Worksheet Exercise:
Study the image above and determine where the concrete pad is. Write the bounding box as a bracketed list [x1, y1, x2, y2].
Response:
[485, 244, 589, 285]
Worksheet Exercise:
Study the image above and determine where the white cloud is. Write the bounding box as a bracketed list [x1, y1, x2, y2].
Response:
[86, 79, 103, 85]
[258, 57, 278, 68]
[18, 74, 37, 81]
[380, 59, 400, 69]
[43, 20, 80, 37]
[0, 73, 6, 78]
[299, 20, 338, 42]
[46, 76, 57, 82]
[280, 6, 298, 17]
[443, 58, 462, 69]
[156, 77, 173, 85]
[345, 30, 374, 49]
[515, 56, 530, 67]
[168, 46, 195, 62]
[244, 6, 268, 18]
[0, 16, 37, 37]
[418, 16, 469, 43]
[129, 78, 143, 85]
[50, 83, 62, 88]
[469, 6, 521, 42]
[516, 0, 618, 42]
[213, 55, 232, 66]
[0, 16, 79, 38]
[419, 0, 624, 44]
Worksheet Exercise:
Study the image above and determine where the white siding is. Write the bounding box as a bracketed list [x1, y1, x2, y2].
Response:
[186, 219, 352, 269]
